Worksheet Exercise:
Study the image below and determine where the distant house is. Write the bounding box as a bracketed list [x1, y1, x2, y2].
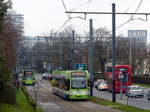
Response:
[134, 57, 150, 76]
[143, 57, 150, 76]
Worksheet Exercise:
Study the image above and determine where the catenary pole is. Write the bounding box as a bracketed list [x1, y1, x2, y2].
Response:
[112, 3, 116, 102]
[89, 19, 94, 96]
[72, 30, 75, 69]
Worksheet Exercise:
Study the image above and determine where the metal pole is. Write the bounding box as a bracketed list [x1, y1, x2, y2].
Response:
[35, 91, 37, 108]
[60, 50, 62, 69]
[120, 78, 123, 99]
[89, 19, 94, 96]
[107, 46, 109, 63]
[59, 38, 63, 69]
[72, 30, 75, 69]
[130, 35, 132, 68]
[112, 3, 116, 102]
[126, 73, 129, 105]
[61, 51, 64, 69]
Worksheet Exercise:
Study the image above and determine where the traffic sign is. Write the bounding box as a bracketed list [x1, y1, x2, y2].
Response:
[75, 64, 86, 70]
[34, 84, 38, 91]
[119, 71, 124, 79]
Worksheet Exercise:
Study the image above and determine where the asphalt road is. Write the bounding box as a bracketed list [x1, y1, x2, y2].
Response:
[93, 88, 150, 110]
[26, 74, 123, 112]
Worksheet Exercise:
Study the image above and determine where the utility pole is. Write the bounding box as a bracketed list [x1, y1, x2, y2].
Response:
[60, 50, 63, 69]
[59, 37, 63, 70]
[72, 30, 75, 69]
[89, 19, 94, 96]
[129, 34, 132, 68]
[61, 51, 64, 69]
[112, 3, 116, 102]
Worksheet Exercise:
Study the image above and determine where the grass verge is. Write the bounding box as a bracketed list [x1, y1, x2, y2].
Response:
[133, 83, 150, 88]
[21, 86, 35, 107]
[0, 89, 43, 112]
[89, 96, 150, 112]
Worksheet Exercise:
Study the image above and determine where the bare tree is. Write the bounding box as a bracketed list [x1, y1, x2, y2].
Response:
[93, 27, 111, 74]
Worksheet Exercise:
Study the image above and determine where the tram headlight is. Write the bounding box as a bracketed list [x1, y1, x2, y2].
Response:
[70, 91, 75, 95]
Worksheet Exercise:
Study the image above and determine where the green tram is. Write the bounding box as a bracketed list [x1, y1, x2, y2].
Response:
[22, 69, 35, 85]
[50, 70, 90, 100]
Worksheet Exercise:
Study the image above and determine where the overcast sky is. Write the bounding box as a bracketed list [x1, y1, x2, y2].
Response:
[12, 0, 150, 42]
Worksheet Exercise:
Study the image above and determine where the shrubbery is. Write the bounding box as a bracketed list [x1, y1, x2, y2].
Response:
[0, 83, 17, 104]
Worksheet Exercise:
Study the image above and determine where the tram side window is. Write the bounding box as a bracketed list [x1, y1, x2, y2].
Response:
[58, 79, 70, 90]
[58, 80, 63, 88]
[64, 79, 70, 90]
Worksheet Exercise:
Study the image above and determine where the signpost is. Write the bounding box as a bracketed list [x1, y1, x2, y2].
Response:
[126, 73, 129, 105]
[119, 71, 124, 99]
[128, 30, 147, 67]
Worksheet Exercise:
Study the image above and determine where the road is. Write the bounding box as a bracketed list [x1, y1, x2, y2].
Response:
[94, 88, 150, 110]
[26, 74, 123, 112]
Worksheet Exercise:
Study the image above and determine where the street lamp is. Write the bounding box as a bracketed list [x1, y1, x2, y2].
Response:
[33, 83, 38, 109]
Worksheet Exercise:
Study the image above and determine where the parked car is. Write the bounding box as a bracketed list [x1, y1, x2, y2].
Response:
[147, 91, 150, 100]
[127, 85, 144, 98]
[97, 81, 108, 91]
[47, 74, 52, 80]
[42, 73, 52, 80]
[94, 79, 105, 89]
[42, 73, 49, 80]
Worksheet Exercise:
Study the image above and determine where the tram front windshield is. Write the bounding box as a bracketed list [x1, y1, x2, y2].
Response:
[71, 77, 86, 89]
[24, 71, 33, 80]
[26, 75, 33, 80]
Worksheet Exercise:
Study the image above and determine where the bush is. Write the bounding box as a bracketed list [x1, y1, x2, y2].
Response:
[0, 83, 17, 104]
[132, 75, 150, 85]
[93, 73, 106, 81]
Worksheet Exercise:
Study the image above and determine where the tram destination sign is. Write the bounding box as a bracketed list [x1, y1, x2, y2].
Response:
[75, 64, 86, 70]
[71, 72, 85, 77]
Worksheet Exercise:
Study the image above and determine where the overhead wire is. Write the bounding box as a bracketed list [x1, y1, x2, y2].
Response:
[116, 19, 133, 29]
[54, 19, 70, 35]
[54, 16, 87, 35]
[116, 0, 144, 30]
[54, 0, 71, 35]
[69, 0, 94, 11]
[55, 0, 95, 35]
[124, 0, 138, 13]
[58, 0, 145, 36]
[119, 20, 148, 32]
[134, 0, 143, 13]
[61, 0, 70, 18]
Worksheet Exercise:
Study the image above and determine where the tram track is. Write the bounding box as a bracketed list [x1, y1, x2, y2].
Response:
[26, 74, 123, 112]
